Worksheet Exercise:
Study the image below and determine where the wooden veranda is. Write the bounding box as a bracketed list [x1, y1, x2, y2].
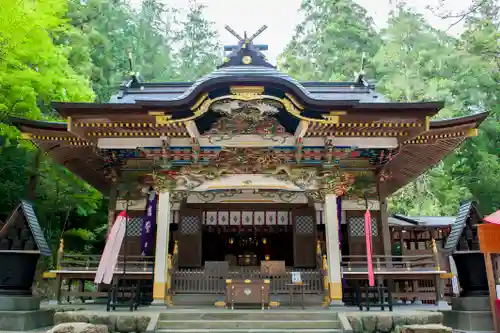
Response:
[45, 240, 452, 306]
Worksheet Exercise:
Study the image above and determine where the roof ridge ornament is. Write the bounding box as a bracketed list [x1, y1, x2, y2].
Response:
[354, 52, 369, 87]
[127, 50, 141, 87]
[219, 25, 275, 69]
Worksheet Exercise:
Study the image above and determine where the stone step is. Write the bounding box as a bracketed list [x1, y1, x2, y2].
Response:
[158, 312, 337, 321]
[172, 294, 324, 306]
[155, 329, 343, 333]
[157, 319, 341, 330]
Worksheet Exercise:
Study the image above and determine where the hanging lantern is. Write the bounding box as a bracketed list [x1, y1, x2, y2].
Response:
[229, 238, 234, 244]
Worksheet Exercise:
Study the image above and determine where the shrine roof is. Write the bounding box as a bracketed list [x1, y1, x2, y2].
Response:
[389, 215, 456, 228]
[107, 66, 388, 105]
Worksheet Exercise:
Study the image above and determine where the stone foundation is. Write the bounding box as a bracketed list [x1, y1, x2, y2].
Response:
[54, 312, 151, 333]
[442, 296, 494, 333]
[346, 312, 444, 333]
[0, 296, 54, 331]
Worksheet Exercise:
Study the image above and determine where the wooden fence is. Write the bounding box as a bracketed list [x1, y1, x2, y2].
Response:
[172, 267, 323, 294]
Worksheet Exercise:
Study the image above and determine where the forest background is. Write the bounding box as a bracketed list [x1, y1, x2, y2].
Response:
[0, 0, 498, 257]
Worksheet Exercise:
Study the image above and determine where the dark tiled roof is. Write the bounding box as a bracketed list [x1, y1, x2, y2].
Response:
[389, 215, 456, 228]
[111, 66, 386, 105]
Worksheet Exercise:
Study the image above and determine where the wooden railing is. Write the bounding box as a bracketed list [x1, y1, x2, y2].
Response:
[341, 254, 439, 272]
[172, 267, 323, 294]
[57, 253, 155, 272]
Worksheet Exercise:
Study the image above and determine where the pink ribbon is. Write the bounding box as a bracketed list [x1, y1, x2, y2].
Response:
[365, 209, 375, 286]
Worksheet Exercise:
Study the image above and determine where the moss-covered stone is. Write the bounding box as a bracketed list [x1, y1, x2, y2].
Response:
[47, 323, 108, 333]
[348, 315, 364, 333]
[116, 316, 136, 333]
[136, 316, 150, 333]
[88, 314, 117, 333]
[361, 315, 378, 333]
[376, 315, 393, 333]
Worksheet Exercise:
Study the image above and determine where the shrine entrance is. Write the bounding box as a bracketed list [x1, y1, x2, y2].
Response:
[174, 203, 318, 269]
[201, 225, 295, 266]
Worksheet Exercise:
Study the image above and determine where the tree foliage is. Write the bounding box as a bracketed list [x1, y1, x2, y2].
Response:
[0, 0, 222, 260]
[278, 0, 381, 81]
[280, 0, 499, 215]
[173, 0, 220, 81]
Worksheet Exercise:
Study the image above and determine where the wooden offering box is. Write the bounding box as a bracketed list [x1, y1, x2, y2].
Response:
[226, 279, 270, 310]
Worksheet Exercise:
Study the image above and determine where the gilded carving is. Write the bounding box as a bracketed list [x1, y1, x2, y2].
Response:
[208, 100, 286, 142]
[214, 148, 288, 172]
[271, 165, 318, 189]
[258, 191, 299, 203]
[170, 190, 189, 204]
[162, 86, 346, 125]
[150, 172, 176, 192]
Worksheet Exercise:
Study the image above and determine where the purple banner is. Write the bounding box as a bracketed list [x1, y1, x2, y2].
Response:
[140, 190, 157, 256]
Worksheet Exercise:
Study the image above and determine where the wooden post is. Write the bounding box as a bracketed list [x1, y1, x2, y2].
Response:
[107, 184, 118, 238]
[56, 239, 64, 270]
[478, 223, 500, 333]
[166, 254, 173, 306]
[485, 253, 499, 333]
[27, 149, 42, 201]
[321, 254, 329, 307]
[378, 187, 393, 268]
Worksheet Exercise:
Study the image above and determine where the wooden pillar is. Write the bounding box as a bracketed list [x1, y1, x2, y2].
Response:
[485, 253, 499, 333]
[379, 194, 393, 267]
[152, 191, 171, 303]
[27, 149, 42, 201]
[324, 193, 343, 305]
[107, 184, 118, 238]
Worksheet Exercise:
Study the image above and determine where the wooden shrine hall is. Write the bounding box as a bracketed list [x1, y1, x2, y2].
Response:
[12, 27, 488, 307]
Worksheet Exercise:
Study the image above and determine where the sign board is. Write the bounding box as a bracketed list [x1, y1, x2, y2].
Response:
[291, 271, 302, 284]
[478, 224, 500, 253]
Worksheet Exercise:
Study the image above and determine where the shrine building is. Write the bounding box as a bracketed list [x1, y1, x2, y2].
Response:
[11, 28, 488, 307]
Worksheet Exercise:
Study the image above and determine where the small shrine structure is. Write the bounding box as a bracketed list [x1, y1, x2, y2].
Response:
[11, 27, 488, 306]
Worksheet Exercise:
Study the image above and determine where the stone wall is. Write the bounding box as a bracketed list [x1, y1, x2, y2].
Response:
[346, 312, 444, 333]
[54, 312, 150, 333]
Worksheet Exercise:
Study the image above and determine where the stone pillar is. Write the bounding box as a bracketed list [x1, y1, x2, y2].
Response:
[152, 191, 171, 303]
[324, 193, 343, 305]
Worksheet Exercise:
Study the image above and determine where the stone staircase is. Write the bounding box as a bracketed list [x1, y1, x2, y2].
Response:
[153, 310, 345, 333]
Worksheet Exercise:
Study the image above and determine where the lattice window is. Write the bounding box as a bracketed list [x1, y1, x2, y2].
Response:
[348, 217, 378, 237]
[295, 216, 314, 234]
[126, 217, 143, 236]
[180, 216, 200, 234]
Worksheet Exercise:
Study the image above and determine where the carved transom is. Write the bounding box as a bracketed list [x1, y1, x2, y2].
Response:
[207, 100, 287, 140]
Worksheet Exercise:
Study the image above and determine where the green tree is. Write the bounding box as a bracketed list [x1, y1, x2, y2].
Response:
[278, 0, 381, 81]
[0, 0, 101, 258]
[375, 5, 500, 215]
[131, 0, 176, 82]
[0, 0, 94, 119]
[172, 0, 220, 81]
[64, 0, 138, 102]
